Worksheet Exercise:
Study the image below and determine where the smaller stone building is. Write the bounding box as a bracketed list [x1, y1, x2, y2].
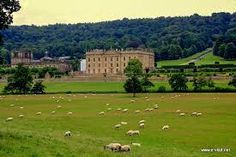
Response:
[86, 49, 155, 75]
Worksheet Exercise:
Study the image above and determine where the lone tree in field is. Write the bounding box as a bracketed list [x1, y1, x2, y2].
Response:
[31, 81, 46, 94]
[169, 74, 188, 91]
[228, 75, 236, 87]
[193, 76, 215, 91]
[141, 71, 154, 92]
[4, 64, 33, 94]
[124, 59, 143, 97]
[0, 0, 21, 44]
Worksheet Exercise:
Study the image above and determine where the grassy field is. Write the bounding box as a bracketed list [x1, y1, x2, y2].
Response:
[0, 80, 234, 93]
[0, 93, 235, 157]
[157, 50, 236, 67]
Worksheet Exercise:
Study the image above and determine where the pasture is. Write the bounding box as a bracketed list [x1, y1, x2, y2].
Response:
[0, 93, 235, 157]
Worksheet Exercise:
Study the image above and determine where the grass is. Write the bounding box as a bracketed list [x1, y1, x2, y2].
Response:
[0, 93, 235, 157]
[157, 49, 236, 67]
[0, 80, 234, 94]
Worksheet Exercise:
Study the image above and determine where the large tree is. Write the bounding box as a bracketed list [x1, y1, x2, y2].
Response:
[0, 0, 21, 44]
[124, 59, 143, 97]
[3, 64, 33, 94]
[169, 74, 188, 91]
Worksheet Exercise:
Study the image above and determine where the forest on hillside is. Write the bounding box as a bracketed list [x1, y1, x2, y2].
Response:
[0, 12, 236, 64]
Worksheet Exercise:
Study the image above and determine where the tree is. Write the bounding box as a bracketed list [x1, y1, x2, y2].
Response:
[193, 77, 207, 91]
[169, 74, 188, 91]
[141, 72, 154, 92]
[3, 64, 33, 94]
[228, 75, 236, 87]
[124, 59, 143, 97]
[0, 0, 21, 44]
[31, 81, 46, 94]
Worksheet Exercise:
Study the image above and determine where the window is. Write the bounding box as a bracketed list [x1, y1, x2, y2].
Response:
[93, 58, 95, 62]
[88, 58, 90, 62]
[116, 69, 118, 72]
[111, 57, 113, 61]
[116, 57, 119, 61]
[98, 63, 101, 67]
[98, 58, 100, 61]
[129, 56, 131, 60]
[105, 69, 107, 73]
[88, 64, 90, 68]
[124, 63, 126, 67]
[123, 57, 126, 61]
[117, 63, 119, 67]
[105, 57, 107, 61]
[111, 63, 113, 67]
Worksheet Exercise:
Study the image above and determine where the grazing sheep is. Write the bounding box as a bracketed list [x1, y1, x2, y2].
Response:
[179, 113, 186, 116]
[176, 109, 181, 113]
[135, 110, 140, 113]
[116, 108, 122, 111]
[64, 131, 72, 137]
[130, 100, 135, 103]
[106, 103, 110, 106]
[51, 111, 56, 114]
[122, 109, 128, 112]
[36, 112, 42, 115]
[114, 124, 121, 129]
[139, 123, 145, 128]
[107, 108, 112, 111]
[162, 125, 169, 130]
[10, 104, 15, 107]
[57, 105, 62, 109]
[197, 112, 202, 116]
[120, 145, 131, 152]
[18, 115, 24, 118]
[6, 117, 13, 122]
[104, 143, 121, 152]
[145, 97, 148, 99]
[139, 120, 145, 124]
[149, 108, 154, 112]
[145, 108, 150, 112]
[132, 143, 141, 147]
[99, 111, 105, 115]
[154, 104, 159, 109]
[132, 130, 140, 136]
[191, 112, 197, 116]
[67, 112, 73, 115]
[126, 130, 134, 136]
[20, 106, 24, 109]
[121, 122, 128, 125]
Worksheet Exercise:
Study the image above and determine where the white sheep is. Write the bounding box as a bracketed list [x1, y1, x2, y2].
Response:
[6, 117, 13, 122]
[104, 143, 121, 152]
[126, 130, 134, 136]
[10, 104, 15, 107]
[20, 106, 24, 109]
[122, 109, 128, 112]
[106, 103, 110, 106]
[162, 125, 169, 130]
[99, 111, 105, 115]
[107, 108, 112, 111]
[145, 108, 150, 112]
[135, 110, 141, 113]
[120, 145, 131, 152]
[130, 100, 135, 103]
[139, 123, 145, 128]
[132, 143, 141, 147]
[67, 112, 73, 115]
[191, 112, 197, 116]
[114, 124, 121, 129]
[149, 108, 154, 112]
[36, 112, 42, 115]
[154, 104, 159, 109]
[18, 115, 24, 118]
[132, 130, 140, 136]
[176, 109, 181, 113]
[116, 108, 122, 111]
[121, 122, 128, 125]
[51, 111, 56, 114]
[179, 113, 186, 116]
[197, 112, 202, 116]
[139, 120, 145, 124]
[57, 105, 62, 109]
[64, 131, 72, 137]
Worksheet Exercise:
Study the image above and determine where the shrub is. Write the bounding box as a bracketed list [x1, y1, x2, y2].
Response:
[158, 86, 166, 92]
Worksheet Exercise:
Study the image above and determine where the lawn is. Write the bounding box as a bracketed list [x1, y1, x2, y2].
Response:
[0, 80, 233, 93]
[0, 93, 235, 157]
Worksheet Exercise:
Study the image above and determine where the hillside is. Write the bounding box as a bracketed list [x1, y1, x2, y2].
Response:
[0, 12, 236, 63]
[157, 49, 236, 67]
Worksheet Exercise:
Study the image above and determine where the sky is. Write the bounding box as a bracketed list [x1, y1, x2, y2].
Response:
[13, 0, 236, 26]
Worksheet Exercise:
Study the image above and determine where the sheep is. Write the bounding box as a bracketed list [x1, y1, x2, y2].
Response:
[57, 105, 62, 109]
[132, 143, 141, 147]
[99, 111, 105, 115]
[107, 108, 112, 111]
[132, 130, 140, 136]
[6, 117, 13, 122]
[127, 130, 140, 136]
[149, 108, 154, 112]
[114, 124, 121, 129]
[36, 112, 42, 115]
[67, 112, 73, 115]
[121, 122, 128, 125]
[51, 111, 56, 114]
[139, 123, 145, 128]
[176, 109, 181, 113]
[10, 104, 15, 107]
[130, 100, 135, 103]
[104, 143, 121, 152]
[135, 110, 140, 113]
[145, 97, 148, 99]
[122, 109, 128, 113]
[64, 131, 72, 137]
[126, 130, 134, 136]
[18, 115, 24, 118]
[120, 145, 131, 152]
[179, 113, 186, 116]
[154, 104, 159, 109]
[106, 103, 110, 106]
[116, 108, 122, 111]
[139, 120, 145, 124]
[162, 125, 169, 130]
[191, 112, 197, 116]
[20, 106, 24, 109]
[197, 112, 202, 116]
[145, 108, 150, 112]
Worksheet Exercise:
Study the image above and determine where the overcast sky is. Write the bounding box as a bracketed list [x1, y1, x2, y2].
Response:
[13, 0, 236, 25]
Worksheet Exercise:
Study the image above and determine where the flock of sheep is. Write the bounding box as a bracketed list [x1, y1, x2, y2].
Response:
[2, 94, 204, 154]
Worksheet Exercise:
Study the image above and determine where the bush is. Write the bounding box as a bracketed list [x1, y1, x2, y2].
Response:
[158, 86, 166, 92]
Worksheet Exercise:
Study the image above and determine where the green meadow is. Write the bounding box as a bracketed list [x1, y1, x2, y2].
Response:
[0, 93, 235, 157]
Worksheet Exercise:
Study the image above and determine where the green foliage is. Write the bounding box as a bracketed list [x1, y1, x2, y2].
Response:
[193, 77, 208, 91]
[2, 12, 236, 62]
[228, 75, 236, 87]
[3, 64, 33, 94]
[141, 73, 154, 92]
[157, 86, 166, 92]
[169, 74, 188, 91]
[31, 81, 46, 94]
[123, 77, 143, 95]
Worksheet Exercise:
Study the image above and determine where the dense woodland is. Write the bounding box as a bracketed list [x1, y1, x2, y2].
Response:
[0, 12, 236, 64]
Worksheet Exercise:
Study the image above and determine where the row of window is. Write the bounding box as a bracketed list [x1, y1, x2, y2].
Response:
[88, 68, 120, 74]
[88, 63, 126, 68]
[88, 56, 136, 62]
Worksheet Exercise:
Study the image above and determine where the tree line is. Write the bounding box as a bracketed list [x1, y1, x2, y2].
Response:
[1, 12, 236, 64]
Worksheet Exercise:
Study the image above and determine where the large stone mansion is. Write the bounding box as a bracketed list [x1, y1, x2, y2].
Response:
[86, 49, 155, 75]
